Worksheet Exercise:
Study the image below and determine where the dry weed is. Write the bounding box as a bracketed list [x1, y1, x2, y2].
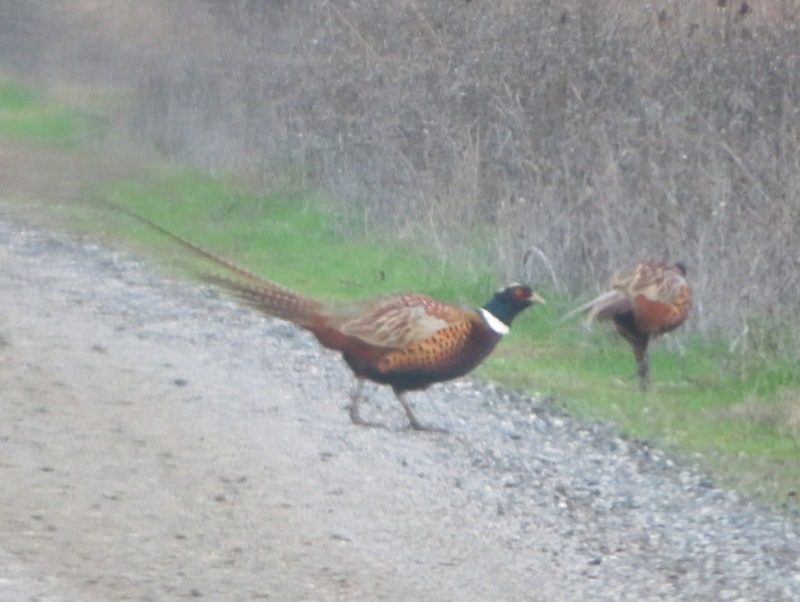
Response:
[3, 0, 800, 351]
[729, 389, 800, 440]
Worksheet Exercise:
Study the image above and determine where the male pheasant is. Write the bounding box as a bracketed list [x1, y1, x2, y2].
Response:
[118, 208, 544, 430]
[564, 260, 692, 391]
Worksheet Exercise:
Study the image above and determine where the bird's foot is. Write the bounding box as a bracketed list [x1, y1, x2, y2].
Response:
[348, 403, 387, 429]
[393, 392, 447, 433]
[406, 422, 449, 434]
[625, 371, 650, 391]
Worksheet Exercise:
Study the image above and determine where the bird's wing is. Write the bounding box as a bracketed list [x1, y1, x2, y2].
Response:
[336, 294, 455, 349]
[624, 262, 687, 304]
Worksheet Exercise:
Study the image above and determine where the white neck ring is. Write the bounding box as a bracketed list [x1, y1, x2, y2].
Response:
[479, 308, 510, 335]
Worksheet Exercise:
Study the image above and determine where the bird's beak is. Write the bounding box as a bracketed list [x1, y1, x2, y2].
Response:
[529, 292, 546, 305]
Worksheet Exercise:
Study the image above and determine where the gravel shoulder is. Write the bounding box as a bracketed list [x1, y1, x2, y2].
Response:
[0, 211, 799, 601]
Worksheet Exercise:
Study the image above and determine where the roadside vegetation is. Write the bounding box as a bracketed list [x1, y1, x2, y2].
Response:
[0, 75, 798, 510]
[0, 80, 90, 148]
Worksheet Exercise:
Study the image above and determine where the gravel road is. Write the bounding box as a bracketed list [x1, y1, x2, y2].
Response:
[1, 214, 799, 601]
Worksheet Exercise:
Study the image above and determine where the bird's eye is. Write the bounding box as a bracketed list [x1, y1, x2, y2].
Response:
[513, 287, 531, 300]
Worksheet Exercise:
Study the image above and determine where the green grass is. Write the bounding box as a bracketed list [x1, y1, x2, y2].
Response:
[98, 169, 497, 306]
[0, 81, 91, 147]
[3, 77, 799, 509]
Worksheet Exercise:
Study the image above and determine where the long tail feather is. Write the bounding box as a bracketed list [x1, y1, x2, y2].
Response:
[103, 202, 268, 283]
[103, 201, 325, 326]
[201, 272, 324, 326]
[561, 289, 624, 322]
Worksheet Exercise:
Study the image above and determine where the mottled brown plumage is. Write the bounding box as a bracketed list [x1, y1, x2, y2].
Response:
[116, 207, 544, 430]
[564, 260, 692, 390]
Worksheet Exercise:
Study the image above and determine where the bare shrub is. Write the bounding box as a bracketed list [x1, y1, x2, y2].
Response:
[3, 0, 800, 354]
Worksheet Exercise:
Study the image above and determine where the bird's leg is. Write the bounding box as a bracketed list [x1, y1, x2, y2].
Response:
[348, 380, 386, 429]
[633, 346, 650, 392]
[394, 391, 447, 433]
[616, 321, 652, 391]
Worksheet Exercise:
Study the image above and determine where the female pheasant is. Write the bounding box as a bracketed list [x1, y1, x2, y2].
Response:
[118, 208, 544, 430]
[564, 260, 692, 391]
